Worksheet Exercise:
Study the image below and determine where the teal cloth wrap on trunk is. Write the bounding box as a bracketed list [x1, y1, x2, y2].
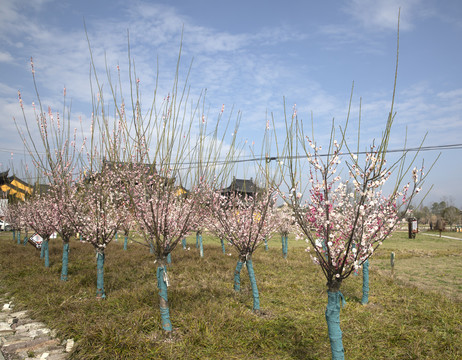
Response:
[156, 265, 172, 332]
[199, 234, 204, 257]
[12, 230, 16, 242]
[246, 258, 260, 311]
[264, 238, 268, 251]
[123, 236, 128, 251]
[40, 241, 44, 258]
[362, 259, 370, 305]
[115, 232, 118, 242]
[167, 253, 172, 264]
[326, 291, 345, 360]
[282, 235, 288, 258]
[196, 233, 199, 248]
[234, 259, 244, 291]
[23, 232, 28, 246]
[17, 231, 21, 245]
[61, 242, 69, 281]
[220, 238, 226, 254]
[96, 252, 106, 299]
[43, 240, 49, 267]
[182, 238, 187, 249]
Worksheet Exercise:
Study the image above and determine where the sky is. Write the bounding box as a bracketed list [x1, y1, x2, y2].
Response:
[0, 0, 461, 207]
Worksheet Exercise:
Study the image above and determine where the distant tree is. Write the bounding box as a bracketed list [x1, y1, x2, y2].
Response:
[442, 206, 461, 230]
[49, 176, 77, 281]
[431, 201, 446, 216]
[23, 194, 56, 267]
[5, 203, 23, 243]
[413, 205, 430, 225]
[276, 206, 297, 259]
[15, 57, 85, 281]
[204, 184, 278, 313]
[67, 166, 126, 299]
[124, 163, 202, 332]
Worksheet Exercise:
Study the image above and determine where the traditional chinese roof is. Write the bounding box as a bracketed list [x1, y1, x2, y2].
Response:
[220, 177, 263, 196]
[0, 169, 10, 184]
[0, 170, 34, 201]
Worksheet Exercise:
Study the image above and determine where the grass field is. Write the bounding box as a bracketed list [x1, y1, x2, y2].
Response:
[0, 230, 461, 359]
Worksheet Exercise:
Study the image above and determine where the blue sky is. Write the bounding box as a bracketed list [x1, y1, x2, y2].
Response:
[0, 0, 461, 207]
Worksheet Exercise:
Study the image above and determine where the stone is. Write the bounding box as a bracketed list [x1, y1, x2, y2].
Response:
[0, 297, 71, 360]
[0, 322, 14, 336]
[65, 339, 74, 352]
[15, 322, 48, 336]
[9, 311, 28, 319]
[28, 328, 51, 339]
[43, 350, 69, 360]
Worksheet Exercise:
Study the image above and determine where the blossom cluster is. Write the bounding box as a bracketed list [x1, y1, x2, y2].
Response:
[122, 163, 201, 258]
[22, 194, 57, 239]
[65, 166, 128, 253]
[288, 138, 424, 284]
[202, 182, 279, 256]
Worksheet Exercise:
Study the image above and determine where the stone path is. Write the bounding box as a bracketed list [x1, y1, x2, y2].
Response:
[0, 296, 74, 360]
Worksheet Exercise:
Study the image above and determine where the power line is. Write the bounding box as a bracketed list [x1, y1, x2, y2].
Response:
[2, 143, 462, 159]
[179, 143, 462, 167]
[1, 143, 460, 179]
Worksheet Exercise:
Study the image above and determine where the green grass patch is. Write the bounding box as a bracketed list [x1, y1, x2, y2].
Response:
[374, 231, 462, 302]
[0, 231, 461, 359]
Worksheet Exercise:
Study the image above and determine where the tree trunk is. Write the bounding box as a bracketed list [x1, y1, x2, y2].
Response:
[115, 232, 118, 242]
[61, 242, 69, 281]
[96, 251, 106, 299]
[361, 259, 370, 305]
[17, 231, 21, 245]
[167, 253, 172, 264]
[326, 282, 345, 360]
[199, 234, 204, 257]
[23, 231, 28, 246]
[156, 261, 172, 332]
[123, 235, 128, 250]
[264, 237, 268, 251]
[182, 238, 187, 250]
[195, 232, 199, 248]
[246, 256, 260, 312]
[220, 238, 226, 254]
[233, 257, 245, 291]
[282, 235, 288, 258]
[12, 230, 16, 242]
[43, 239, 49, 267]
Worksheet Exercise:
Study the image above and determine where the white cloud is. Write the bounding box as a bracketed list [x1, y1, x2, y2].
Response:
[0, 82, 17, 95]
[0, 51, 14, 63]
[342, 0, 422, 32]
[436, 88, 462, 100]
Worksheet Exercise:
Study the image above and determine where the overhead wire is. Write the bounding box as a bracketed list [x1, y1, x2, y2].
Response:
[1, 143, 461, 180]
